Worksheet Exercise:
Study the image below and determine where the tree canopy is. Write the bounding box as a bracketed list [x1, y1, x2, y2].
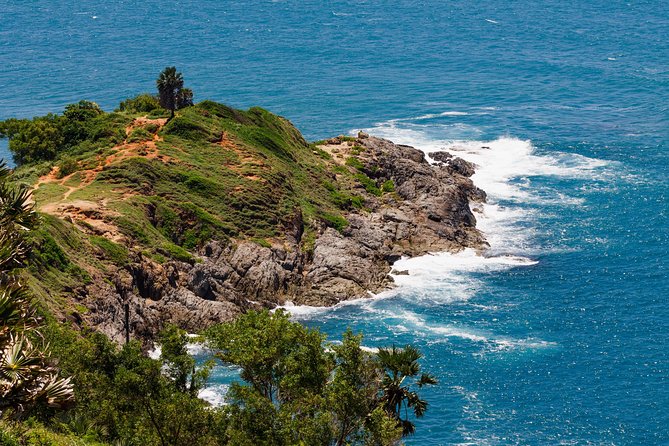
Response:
[157, 67, 193, 119]
[205, 310, 435, 445]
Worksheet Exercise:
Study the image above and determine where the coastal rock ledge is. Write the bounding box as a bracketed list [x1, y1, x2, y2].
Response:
[84, 136, 487, 342]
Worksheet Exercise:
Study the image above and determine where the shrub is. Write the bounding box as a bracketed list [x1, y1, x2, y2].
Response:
[162, 116, 213, 140]
[0, 115, 64, 164]
[56, 156, 79, 179]
[117, 93, 162, 114]
[127, 127, 152, 143]
[355, 173, 382, 196]
[144, 122, 160, 134]
[90, 236, 129, 266]
[381, 179, 395, 193]
[321, 212, 349, 232]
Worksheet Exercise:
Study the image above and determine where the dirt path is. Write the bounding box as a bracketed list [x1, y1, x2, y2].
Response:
[29, 117, 169, 240]
[31, 116, 168, 205]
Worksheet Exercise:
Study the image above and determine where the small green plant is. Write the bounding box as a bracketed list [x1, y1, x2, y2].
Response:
[117, 93, 162, 113]
[345, 156, 365, 170]
[55, 156, 79, 179]
[350, 145, 366, 155]
[144, 122, 160, 134]
[381, 179, 395, 193]
[127, 127, 152, 143]
[90, 236, 129, 266]
[159, 242, 195, 263]
[252, 238, 272, 248]
[321, 212, 349, 232]
[355, 173, 382, 196]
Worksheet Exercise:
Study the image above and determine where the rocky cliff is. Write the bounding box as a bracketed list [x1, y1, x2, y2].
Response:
[80, 135, 486, 342]
[5, 101, 487, 343]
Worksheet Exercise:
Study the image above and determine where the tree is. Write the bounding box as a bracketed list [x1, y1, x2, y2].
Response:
[377, 345, 437, 437]
[158, 324, 211, 395]
[156, 67, 193, 119]
[0, 162, 73, 415]
[117, 93, 162, 114]
[206, 311, 408, 445]
[328, 329, 390, 446]
[0, 115, 64, 164]
[176, 88, 194, 110]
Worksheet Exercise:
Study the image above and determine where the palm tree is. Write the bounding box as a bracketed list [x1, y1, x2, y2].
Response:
[376, 345, 437, 436]
[156, 67, 188, 120]
[0, 161, 73, 415]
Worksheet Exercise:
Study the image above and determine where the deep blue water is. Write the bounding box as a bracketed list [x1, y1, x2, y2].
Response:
[2, 1, 668, 444]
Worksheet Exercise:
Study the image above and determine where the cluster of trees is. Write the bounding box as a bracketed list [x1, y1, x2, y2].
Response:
[0, 101, 108, 164]
[0, 67, 193, 165]
[204, 310, 436, 445]
[3, 309, 436, 445]
[156, 66, 193, 119]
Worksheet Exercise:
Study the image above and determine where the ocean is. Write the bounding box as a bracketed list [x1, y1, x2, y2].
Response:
[2, 1, 668, 444]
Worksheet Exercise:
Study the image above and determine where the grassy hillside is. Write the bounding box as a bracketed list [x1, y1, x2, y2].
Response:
[1, 98, 381, 318]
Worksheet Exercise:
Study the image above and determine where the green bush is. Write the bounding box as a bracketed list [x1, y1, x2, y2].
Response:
[56, 156, 79, 179]
[355, 173, 382, 196]
[321, 212, 349, 232]
[90, 236, 129, 266]
[326, 181, 365, 210]
[117, 93, 162, 114]
[144, 122, 160, 134]
[32, 230, 70, 271]
[350, 144, 366, 155]
[0, 115, 64, 164]
[381, 179, 395, 193]
[127, 127, 152, 143]
[162, 116, 214, 140]
[160, 242, 194, 263]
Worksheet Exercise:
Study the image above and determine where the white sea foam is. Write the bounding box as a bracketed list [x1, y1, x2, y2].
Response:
[148, 337, 208, 359]
[277, 120, 609, 359]
[198, 384, 229, 407]
[395, 310, 557, 352]
[276, 300, 329, 316]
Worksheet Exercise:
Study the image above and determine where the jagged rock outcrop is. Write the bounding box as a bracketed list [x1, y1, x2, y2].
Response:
[78, 136, 488, 342]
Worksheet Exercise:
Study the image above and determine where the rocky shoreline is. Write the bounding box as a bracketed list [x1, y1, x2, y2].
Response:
[79, 135, 487, 343]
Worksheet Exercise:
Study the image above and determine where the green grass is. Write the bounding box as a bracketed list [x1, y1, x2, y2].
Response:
[355, 173, 382, 196]
[126, 127, 152, 143]
[345, 156, 365, 170]
[381, 179, 395, 193]
[8, 99, 390, 316]
[33, 182, 68, 204]
[90, 236, 129, 266]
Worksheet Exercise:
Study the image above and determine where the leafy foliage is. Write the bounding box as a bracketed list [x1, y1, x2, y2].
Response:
[0, 102, 129, 166]
[117, 94, 163, 114]
[157, 67, 193, 118]
[206, 310, 432, 445]
[377, 345, 438, 436]
[0, 162, 74, 416]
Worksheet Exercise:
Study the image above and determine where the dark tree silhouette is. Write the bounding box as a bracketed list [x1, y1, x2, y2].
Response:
[156, 67, 192, 119]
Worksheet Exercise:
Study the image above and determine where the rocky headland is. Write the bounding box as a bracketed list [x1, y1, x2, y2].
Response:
[4, 101, 487, 343]
[88, 135, 487, 342]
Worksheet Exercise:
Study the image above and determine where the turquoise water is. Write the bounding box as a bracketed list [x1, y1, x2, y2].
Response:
[2, 1, 668, 444]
